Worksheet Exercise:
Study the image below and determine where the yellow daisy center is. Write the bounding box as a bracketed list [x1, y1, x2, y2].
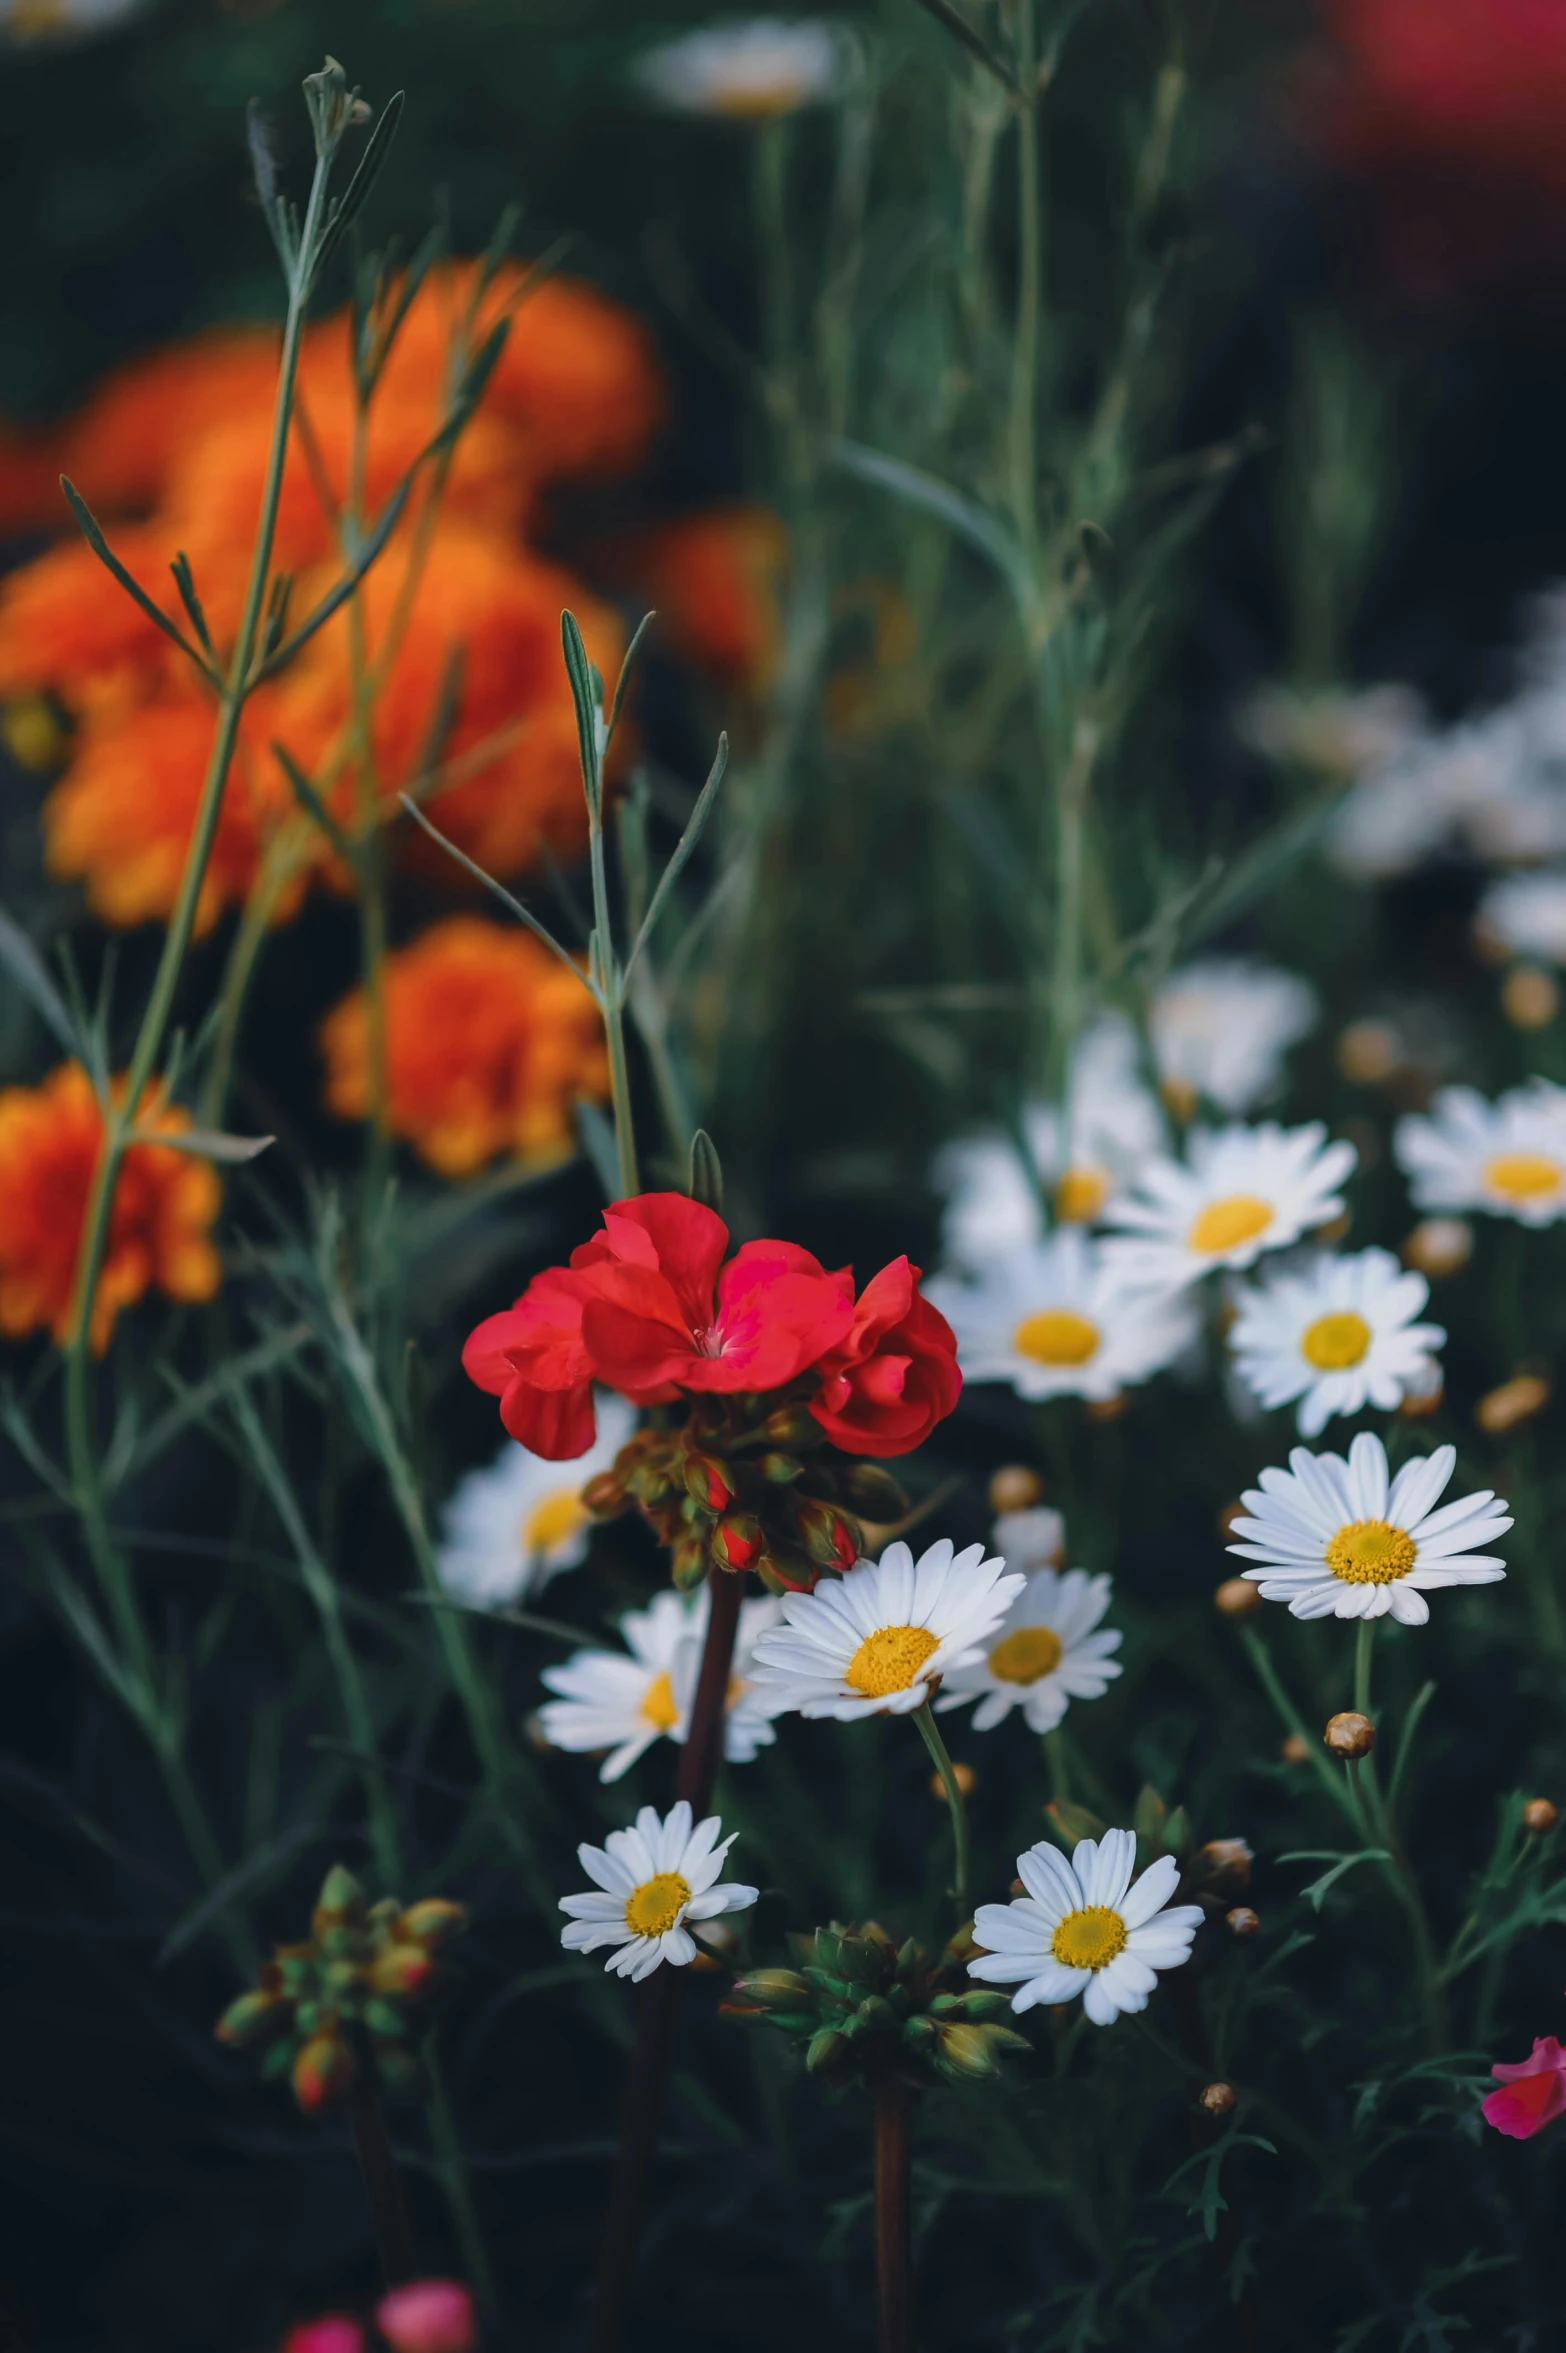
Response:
[1324, 1518, 1416, 1585]
[1051, 1904, 1128, 1971]
[845, 1623, 940, 1697]
[623, 1871, 692, 1938]
[1188, 1194, 1273, 1255]
[640, 1670, 681, 1732]
[1483, 1150, 1564, 1203]
[522, 1486, 589, 1558]
[1013, 1309, 1100, 1366]
[1054, 1166, 1110, 1223]
[988, 1626, 1064, 1685]
[1300, 1310, 1372, 1370]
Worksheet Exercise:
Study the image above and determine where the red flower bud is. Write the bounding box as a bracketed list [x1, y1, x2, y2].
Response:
[794, 1497, 859, 1570]
[711, 1514, 765, 1571]
[292, 2030, 354, 2113]
[370, 1943, 436, 1997]
[684, 1451, 736, 1512]
[283, 2320, 365, 2353]
[375, 2281, 478, 2353]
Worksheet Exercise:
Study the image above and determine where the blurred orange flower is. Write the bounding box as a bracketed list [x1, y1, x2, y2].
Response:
[0, 1062, 222, 1351]
[318, 915, 609, 1176]
[0, 527, 231, 705]
[52, 329, 281, 518]
[629, 505, 785, 691]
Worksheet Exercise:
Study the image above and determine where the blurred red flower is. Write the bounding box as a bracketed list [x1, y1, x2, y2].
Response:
[1482, 2036, 1566, 2139]
[374, 2281, 477, 2353]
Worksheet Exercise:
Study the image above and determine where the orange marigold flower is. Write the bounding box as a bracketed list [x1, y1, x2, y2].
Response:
[51, 329, 281, 518]
[0, 418, 63, 536]
[318, 916, 609, 1176]
[0, 528, 220, 705]
[0, 1062, 222, 1351]
[627, 505, 786, 691]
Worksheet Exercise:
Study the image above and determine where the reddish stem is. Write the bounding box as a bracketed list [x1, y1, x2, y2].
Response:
[589, 1567, 743, 2353]
[874, 2079, 916, 2353]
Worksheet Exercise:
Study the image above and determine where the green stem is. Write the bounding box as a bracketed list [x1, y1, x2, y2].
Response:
[345, 388, 393, 1208]
[425, 2045, 497, 2315]
[1008, 0, 1042, 577]
[913, 1701, 970, 1921]
[1238, 1624, 1357, 1827]
[1351, 1620, 1448, 2052]
[587, 790, 639, 1200]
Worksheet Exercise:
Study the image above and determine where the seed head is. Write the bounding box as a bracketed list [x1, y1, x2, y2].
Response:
[1524, 1798, 1558, 1834]
[1225, 1906, 1261, 1938]
[1214, 1576, 1261, 1618]
[1324, 1710, 1375, 1761]
[1199, 2080, 1237, 2116]
[989, 1465, 1042, 1515]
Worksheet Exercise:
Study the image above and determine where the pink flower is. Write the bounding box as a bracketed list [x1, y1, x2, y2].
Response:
[1481, 2036, 1566, 2139]
[375, 2279, 478, 2353]
[283, 2323, 365, 2353]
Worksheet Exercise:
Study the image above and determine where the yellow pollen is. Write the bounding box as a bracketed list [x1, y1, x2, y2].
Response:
[988, 1626, 1064, 1685]
[1324, 1518, 1417, 1585]
[522, 1487, 589, 1558]
[640, 1670, 680, 1732]
[844, 1623, 940, 1698]
[1300, 1310, 1372, 1371]
[623, 1871, 692, 1938]
[1054, 1166, 1110, 1224]
[1013, 1309, 1100, 1367]
[1188, 1193, 1273, 1255]
[1483, 1150, 1564, 1203]
[1051, 1904, 1128, 1971]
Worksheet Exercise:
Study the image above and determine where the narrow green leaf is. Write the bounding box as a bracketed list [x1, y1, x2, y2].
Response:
[129, 1126, 275, 1165]
[169, 552, 214, 655]
[273, 740, 358, 866]
[398, 796, 598, 998]
[1388, 1680, 1438, 1809]
[606, 609, 657, 750]
[624, 732, 729, 979]
[831, 439, 1032, 607]
[59, 480, 216, 681]
[251, 476, 411, 681]
[907, 0, 1021, 93]
[688, 1129, 724, 1214]
[0, 905, 85, 1059]
[560, 608, 603, 812]
[311, 91, 406, 283]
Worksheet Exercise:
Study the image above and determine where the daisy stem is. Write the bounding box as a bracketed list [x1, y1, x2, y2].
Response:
[349, 2075, 416, 2289]
[873, 2077, 916, 2353]
[1237, 1627, 1358, 1827]
[1352, 1620, 1449, 2051]
[913, 1701, 970, 1922]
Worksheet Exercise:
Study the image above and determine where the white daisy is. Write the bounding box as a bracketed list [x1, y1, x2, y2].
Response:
[1240, 682, 1428, 782]
[747, 1538, 1024, 1722]
[1478, 871, 1566, 966]
[937, 1567, 1121, 1733]
[1227, 1430, 1510, 1625]
[559, 1800, 758, 1983]
[1395, 1082, 1566, 1228]
[934, 1018, 1163, 1265]
[1150, 960, 1317, 1119]
[435, 1392, 638, 1607]
[925, 1229, 1199, 1403]
[1228, 1248, 1445, 1439]
[539, 1586, 784, 1782]
[993, 1505, 1066, 1572]
[968, 1829, 1203, 2026]
[1100, 1122, 1356, 1296]
[636, 18, 848, 116]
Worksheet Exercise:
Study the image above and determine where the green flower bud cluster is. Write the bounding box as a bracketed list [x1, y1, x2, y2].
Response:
[728, 1920, 1027, 2092]
[215, 1865, 465, 2114]
[581, 1394, 908, 1596]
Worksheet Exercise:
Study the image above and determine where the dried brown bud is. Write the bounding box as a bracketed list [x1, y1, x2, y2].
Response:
[1402, 1217, 1472, 1279]
[1198, 1838, 1254, 1892]
[1502, 966, 1560, 1031]
[1324, 1710, 1376, 1761]
[1214, 1576, 1261, 1618]
[1086, 1393, 1127, 1423]
[580, 1469, 630, 1518]
[1225, 1906, 1261, 1938]
[989, 1465, 1043, 1515]
[1280, 1733, 1310, 1765]
[1398, 1370, 1444, 1420]
[1524, 1798, 1559, 1834]
[1199, 2080, 1237, 2116]
[1336, 1018, 1400, 1085]
[930, 1761, 977, 1804]
[1315, 1209, 1353, 1246]
[1216, 1501, 1248, 1541]
[1477, 1373, 1551, 1435]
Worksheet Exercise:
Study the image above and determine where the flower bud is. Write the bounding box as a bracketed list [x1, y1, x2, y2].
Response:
[933, 2021, 1008, 2079]
[292, 2029, 354, 2112]
[989, 1465, 1042, 1515]
[930, 1761, 977, 1803]
[757, 1452, 803, 1484]
[215, 1988, 287, 2046]
[1524, 1798, 1558, 1834]
[369, 1944, 435, 1997]
[1402, 1217, 1472, 1279]
[710, 1514, 765, 1572]
[1216, 1501, 1247, 1540]
[795, 1497, 859, 1570]
[1214, 1577, 1261, 1618]
[1199, 2081, 1237, 2117]
[1336, 1019, 1399, 1085]
[1324, 1710, 1375, 1761]
[843, 1463, 910, 1521]
[1477, 1373, 1550, 1435]
[580, 1469, 630, 1518]
[1502, 966, 1559, 1030]
[313, 1864, 364, 1932]
[684, 1451, 736, 1512]
[732, 1969, 813, 2010]
[398, 1900, 467, 1948]
[805, 2027, 850, 2074]
[1280, 1733, 1309, 1765]
[1225, 1906, 1260, 1938]
[670, 1535, 710, 1592]
[283, 2321, 365, 2353]
[1197, 1838, 1253, 1893]
[763, 1404, 820, 1449]
[375, 2280, 477, 2353]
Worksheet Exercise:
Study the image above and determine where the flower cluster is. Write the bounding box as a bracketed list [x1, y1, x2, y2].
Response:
[728, 1919, 1028, 2090]
[215, 1865, 465, 2110]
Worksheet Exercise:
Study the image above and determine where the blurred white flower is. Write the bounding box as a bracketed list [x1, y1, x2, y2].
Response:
[926, 1229, 1198, 1402]
[436, 1392, 637, 1606]
[992, 1505, 1066, 1571]
[969, 1829, 1202, 2025]
[938, 1566, 1121, 1733]
[636, 18, 849, 115]
[1151, 959, 1317, 1117]
[539, 1585, 783, 1781]
[1395, 1081, 1566, 1227]
[1227, 1432, 1509, 1625]
[559, 1801, 757, 1982]
[1, 0, 144, 41]
[748, 1538, 1023, 1722]
[1228, 1248, 1444, 1438]
[1100, 1121, 1356, 1295]
[1477, 870, 1566, 965]
[1240, 683, 1427, 780]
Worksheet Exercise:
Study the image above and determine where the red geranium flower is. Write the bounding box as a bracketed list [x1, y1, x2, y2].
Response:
[1482, 2037, 1566, 2139]
[809, 1255, 962, 1459]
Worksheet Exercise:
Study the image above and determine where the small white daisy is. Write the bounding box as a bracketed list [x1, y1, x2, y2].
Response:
[993, 1505, 1066, 1571]
[968, 1829, 1203, 2026]
[1100, 1121, 1356, 1296]
[1227, 1430, 1510, 1625]
[539, 1587, 784, 1781]
[1150, 960, 1317, 1119]
[1228, 1248, 1446, 1438]
[559, 1800, 758, 1983]
[925, 1229, 1198, 1403]
[1240, 682, 1427, 782]
[1477, 871, 1566, 966]
[747, 1538, 1024, 1722]
[1395, 1081, 1566, 1228]
[937, 1567, 1121, 1733]
[636, 18, 848, 116]
[435, 1392, 638, 1607]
